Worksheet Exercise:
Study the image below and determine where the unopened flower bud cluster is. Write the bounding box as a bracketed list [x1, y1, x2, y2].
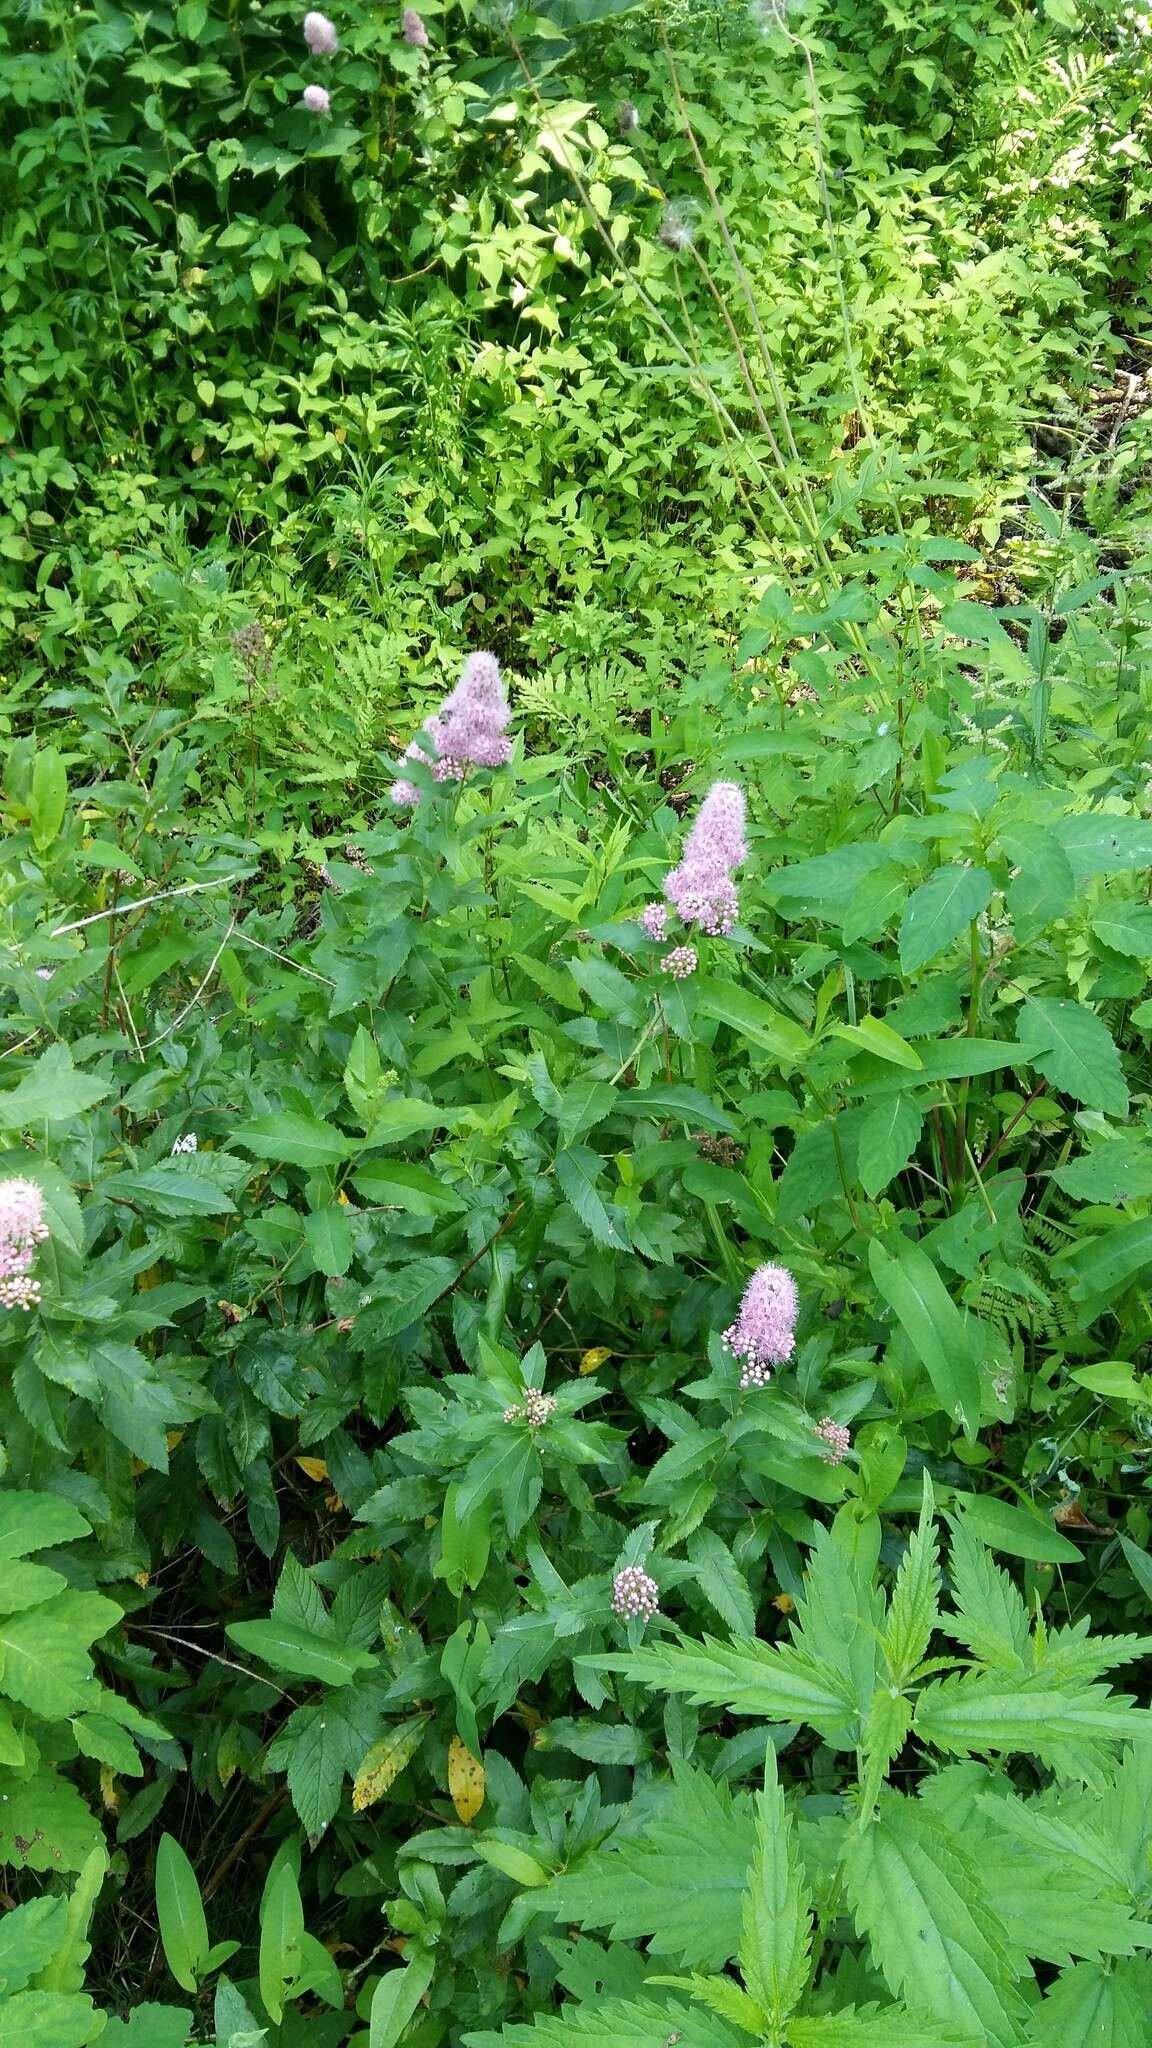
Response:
[503, 1390, 557, 1428]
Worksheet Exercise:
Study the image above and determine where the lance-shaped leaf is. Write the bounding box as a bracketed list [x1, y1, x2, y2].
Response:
[868, 1238, 982, 1436]
[739, 1744, 812, 2030]
[600, 1635, 857, 1735]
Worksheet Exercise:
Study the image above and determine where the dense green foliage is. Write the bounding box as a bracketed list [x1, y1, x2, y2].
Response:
[3, 0, 1152, 2040]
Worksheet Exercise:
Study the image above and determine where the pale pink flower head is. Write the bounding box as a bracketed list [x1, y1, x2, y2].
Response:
[663, 780, 746, 935]
[662, 944, 697, 980]
[402, 7, 430, 44]
[390, 654, 511, 806]
[302, 83, 331, 112]
[640, 902, 668, 942]
[723, 1262, 797, 1389]
[0, 1177, 49, 1313]
[815, 1416, 851, 1465]
[612, 1565, 659, 1621]
[303, 10, 339, 54]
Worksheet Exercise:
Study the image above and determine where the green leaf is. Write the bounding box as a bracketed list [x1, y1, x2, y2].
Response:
[0, 1591, 120, 1717]
[369, 1952, 436, 2048]
[0, 1769, 102, 1872]
[831, 1016, 922, 1070]
[898, 866, 992, 974]
[100, 1163, 237, 1218]
[1063, 1217, 1152, 1309]
[225, 1619, 376, 1686]
[686, 1528, 757, 1637]
[789, 2011, 983, 2046]
[0, 1993, 104, 2048]
[1015, 998, 1128, 1118]
[1002, 825, 1075, 941]
[464, 1996, 741, 2048]
[555, 1148, 623, 1248]
[1119, 1534, 1152, 1607]
[0, 1894, 68, 1990]
[857, 1096, 924, 1198]
[28, 747, 68, 851]
[739, 1745, 811, 2030]
[302, 1205, 353, 1276]
[1091, 902, 1152, 958]
[952, 1493, 1082, 1564]
[617, 1084, 738, 1133]
[542, 1763, 755, 1969]
[362, 1098, 454, 1145]
[602, 1635, 856, 1735]
[844, 1795, 1026, 2046]
[883, 1475, 940, 1684]
[1053, 1140, 1152, 1204]
[155, 1834, 210, 1993]
[1024, 1957, 1152, 2046]
[914, 1674, 1151, 1758]
[694, 977, 810, 1066]
[350, 1159, 465, 1216]
[282, 1704, 349, 1835]
[233, 1114, 352, 1169]
[868, 1239, 982, 1435]
[0, 1492, 90, 1557]
[0, 1047, 112, 1131]
[70, 1713, 143, 1774]
[258, 1862, 303, 2026]
[361, 1255, 460, 1336]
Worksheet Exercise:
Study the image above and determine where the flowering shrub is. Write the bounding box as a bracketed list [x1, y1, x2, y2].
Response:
[3, 523, 1152, 2041]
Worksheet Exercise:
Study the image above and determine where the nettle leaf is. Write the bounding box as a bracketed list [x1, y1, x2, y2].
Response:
[1024, 1956, 1152, 2046]
[0, 1044, 112, 1130]
[844, 1794, 1026, 2046]
[555, 1148, 624, 1248]
[789, 2011, 983, 2046]
[898, 865, 992, 974]
[1090, 901, 1152, 958]
[1053, 1138, 1152, 1204]
[541, 1764, 755, 1969]
[883, 1477, 940, 1684]
[1001, 824, 1075, 940]
[686, 1528, 757, 1637]
[603, 1635, 856, 1735]
[941, 1515, 1031, 1669]
[913, 1671, 1152, 1760]
[463, 1996, 742, 2048]
[1015, 997, 1128, 1118]
[739, 1745, 811, 2030]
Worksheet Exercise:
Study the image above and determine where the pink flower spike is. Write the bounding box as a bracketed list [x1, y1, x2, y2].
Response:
[815, 1416, 851, 1465]
[402, 7, 431, 44]
[302, 83, 331, 111]
[640, 902, 668, 942]
[662, 779, 747, 935]
[303, 10, 339, 54]
[723, 1262, 798, 1387]
[0, 1177, 49, 1312]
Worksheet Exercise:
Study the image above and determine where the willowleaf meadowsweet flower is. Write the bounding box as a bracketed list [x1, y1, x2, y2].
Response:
[391, 652, 512, 806]
[640, 902, 668, 942]
[402, 7, 431, 44]
[815, 1416, 851, 1465]
[661, 944, 697, 979]
[302, 83, 331, 112]
[504, 1390, 557, 1427]
[723, 1262, 798, 1388]
[663, 779, 747, 935]
[611, 1565, 659, 1620]
[303, 9, 339, 53]
[0, 1177, 49, 1312]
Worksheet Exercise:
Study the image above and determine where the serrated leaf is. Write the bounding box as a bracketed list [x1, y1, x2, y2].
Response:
[883, 1475, 940, 1684]
[302, 1205, 353, 1276]
[1016, 998, 1128, 1117]
[1091, 902, 1152, 957]
[282, 1703, 348, 1834]
[686, 1528, 757, 1637]
[233, 1113, 352, 1169]
[1024, 1956, 1152, 2045]
[0, 1046, 112, 1130]
[602, 1635, 856, 1735]
[350, 1160, 465, 1216]
[541, 1764, 755, 1969]
[225, 1619, 375, 1687]
[555, 1147, 622, 1248]
[789, 2009, 983, 2046]
[739, 1745, 811, 2029]
[914, 1673, 1152, 1759]
[464, 1994, 741, 2048]
[857, 1096, 923, 1197]
[369, 1953, 436, 2048]
[0, 1992, 104, 2048]
[352, 1719, 426, 1810]
[1053, 1140, 1152, 1204]
[0, 1592, 120, 1717]
[844, 1795, 1026, 2046]
[898, 866, 992, 974]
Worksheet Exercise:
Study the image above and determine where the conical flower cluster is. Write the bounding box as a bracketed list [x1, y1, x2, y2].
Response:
[664, 780, 747, 935]
[391, 652, 513, 807]
[723, 1262, 798, 1388]
[0, 1177, 49, 1312]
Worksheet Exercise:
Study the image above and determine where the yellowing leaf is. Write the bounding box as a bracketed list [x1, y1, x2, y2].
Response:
[99, 1765, 120, 1812]
[295, 1456, 329, 1482]
[448, 1736, 486, 1825]
[580, 1347, 613, 1375]
[352, 1718, 426, 1811]
[165, 1430, 185, 1452]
